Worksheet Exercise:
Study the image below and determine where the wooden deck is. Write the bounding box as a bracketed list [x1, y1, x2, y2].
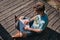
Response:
[0, 0, 60, 40]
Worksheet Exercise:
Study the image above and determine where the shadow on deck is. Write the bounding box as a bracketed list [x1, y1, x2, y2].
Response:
[0, 24, 14, 40]
[16, 28, 60, 40]
[0, 24, 60, 40]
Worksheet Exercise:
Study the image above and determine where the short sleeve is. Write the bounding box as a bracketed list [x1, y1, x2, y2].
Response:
[39, 20, 45, 30]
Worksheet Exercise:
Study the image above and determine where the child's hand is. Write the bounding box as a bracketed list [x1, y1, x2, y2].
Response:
[24, 20, 29, 25]
[24, 26, 30, 30]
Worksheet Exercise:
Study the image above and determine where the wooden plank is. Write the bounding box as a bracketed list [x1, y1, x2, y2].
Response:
[46, 8, 55, 16]
[0, 0, 16, 7]
[7, 24, 15, 33]
[15, 1, 34, 17]
[51, 14, 59, 26]
[0, 0, 32, 21]
[52, 19, 60, 30]
[48, 11, 57, 21]
[0, 0, 9, 5]
[0, 0, 29, 19]
[0, 0, 16, 11]
[0, 0, 29, 13]
[10, 28, 18, 36]
[48, 14, 59, 29]
[0, 0, 28, 16]
[45, 3, 55, 12]
[2, 0, 21, 7]
[0, 0, 22, 12]
[0, 19, 14, 29]
[20, 8, 33, 16]
[45, 3, 52, 11]
[24, 10, 33, 18]
[3, 19, 15, 29]
[0, 0, 29, 17]
[3, 21, 16, 36]
[45, 5, 51, 12]
[0, 1, 34, 27]
[0, 0, 29, 24]
[0, 7, 31, 26]
[56, 25, 60, 33]
[26, 12, 34, 18]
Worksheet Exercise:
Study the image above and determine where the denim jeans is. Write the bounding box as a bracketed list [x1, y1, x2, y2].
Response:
[17, 18, 34, 36]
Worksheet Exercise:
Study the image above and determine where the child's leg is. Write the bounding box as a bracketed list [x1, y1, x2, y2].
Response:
[12, 31, 23, 38]
[12, 31, 27, 38]
[12, 16, 28, 38]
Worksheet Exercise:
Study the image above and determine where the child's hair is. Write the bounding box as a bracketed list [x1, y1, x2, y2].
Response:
[33, 2, 45, 12]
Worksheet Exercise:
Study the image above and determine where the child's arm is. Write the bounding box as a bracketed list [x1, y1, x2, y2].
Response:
[28, 28, 42, 33]
[29, 16, 36, 22]
[24, 27, 42, 33]
[24, 16, 36, 24]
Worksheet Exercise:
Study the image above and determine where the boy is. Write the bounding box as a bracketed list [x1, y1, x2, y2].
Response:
[12, 2, 48, 38]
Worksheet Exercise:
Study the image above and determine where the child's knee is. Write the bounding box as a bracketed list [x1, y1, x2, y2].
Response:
[20, 32, 23, 37]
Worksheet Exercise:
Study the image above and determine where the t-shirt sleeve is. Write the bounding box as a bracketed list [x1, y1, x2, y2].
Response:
[39, 20, 45, 30]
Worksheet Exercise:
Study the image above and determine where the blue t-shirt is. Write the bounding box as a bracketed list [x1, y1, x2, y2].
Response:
[32, 14, 48, 30]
